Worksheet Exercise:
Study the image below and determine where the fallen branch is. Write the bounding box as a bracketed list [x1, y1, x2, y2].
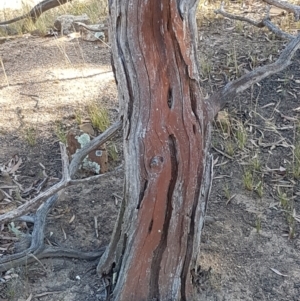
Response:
[0, 121, 122, 224]
[0, 121, 122, 272]
[69, 120, 122, 177]
[263, 0, 300, 21]
[0, 194, 105, 272]
[215, 4, 294, 40]
[75, 22, 105, 32]
[0, 0, 73, 25]
[210, 33, 300, 116]
[0, 71, 114, 91]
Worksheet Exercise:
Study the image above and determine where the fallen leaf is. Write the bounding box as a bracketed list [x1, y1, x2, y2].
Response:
[9, 157, 22, 174]
[69, 214, 75, 224]
[270, 268, 288, 277]
[26, 293, 33, 301]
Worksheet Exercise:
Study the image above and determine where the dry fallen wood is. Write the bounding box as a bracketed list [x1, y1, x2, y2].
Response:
[209, 31, 300, 116]
[263, 0, 300, 21]
[0, 0, 73, 25]
[0, 121, 122, 272]
[0, 194, 105, 272]
[69, 120, 122, 177]
[0, 121, 122, 224]
[215, 4, 294, 40]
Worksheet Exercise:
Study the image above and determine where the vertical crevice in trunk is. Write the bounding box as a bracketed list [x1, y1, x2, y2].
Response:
[97, 1, 214, 300]
[149, 135, 178, 300]
[137, 180, 148, 209]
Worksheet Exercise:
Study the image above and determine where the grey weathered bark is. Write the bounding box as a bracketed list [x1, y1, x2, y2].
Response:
[1, 0, 299, 299]
[97, 0, 300, 300]
[97, 1, 214, 300]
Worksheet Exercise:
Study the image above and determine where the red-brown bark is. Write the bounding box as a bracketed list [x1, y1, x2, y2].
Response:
[97, 1, 213, 300]
[97, 0, 300, 300]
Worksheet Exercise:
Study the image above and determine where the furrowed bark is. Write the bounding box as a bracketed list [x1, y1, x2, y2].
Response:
[97, 0, 214, 300]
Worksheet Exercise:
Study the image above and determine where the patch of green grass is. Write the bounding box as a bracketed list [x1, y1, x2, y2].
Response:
[55, 121, 67, 144]
[243, 170, 253, 191]
[235, 123, 247, 150]
[277, 188, 296, 239]
[292, 143, 300, 179]
[108, 143, 118, 161]
[255, 215, 261, 234]
[68, 0, 108, 23]
[223, 183, 231, 200]
[255, 180, 263, 198]
[88, 103, 110, 132]
[24, 127, 36, 146]
[225, 140, 235, 156]
[251, 155, 262, 172]
[75, 109, 83, 125]
[216, 110, 231, 137]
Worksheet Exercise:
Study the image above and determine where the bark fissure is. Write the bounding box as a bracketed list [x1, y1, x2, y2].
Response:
[180, 154, 203, 300]
[99, 1, 213, 300]
[149, 135, 178, 300]
[167, 87, 173, 108]
[137, 180, 148, 209]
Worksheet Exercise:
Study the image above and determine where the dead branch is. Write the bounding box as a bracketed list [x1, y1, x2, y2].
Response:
[209, 33, 300, 116]
[0, 71, 114, 91]
[0, 194, 105, 272]
[263, 0, 300, 21]
[215, 4, 294, 40]
[69, 120, 122, 177]
[0, 0, 73, 25]
[0, 121, 122, 272]
[0, 121, 122, 224]
[75, 22, 104, 32]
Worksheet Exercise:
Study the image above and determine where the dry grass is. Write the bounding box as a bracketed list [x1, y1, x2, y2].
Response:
[88, 103, 110, 133]
[0, 0, 108, 36]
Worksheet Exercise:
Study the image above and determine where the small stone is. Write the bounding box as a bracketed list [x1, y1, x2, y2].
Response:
[66, 129, 108, 174]
[80, 123, 95, 136]
[54, 14, 90, 35]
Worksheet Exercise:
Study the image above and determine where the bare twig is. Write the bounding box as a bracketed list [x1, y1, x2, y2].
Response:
[69, 120, 122, 177]
[75, 22, 105, 32]
[215, 4, 294, 40]
[94, 216, 99, 238]
[209, 33, 300, 116]
[0, 192, 105, 272]
[263, 0, 300, 21]
[0, 0, 73, 25]
[0, 120, 122, 224]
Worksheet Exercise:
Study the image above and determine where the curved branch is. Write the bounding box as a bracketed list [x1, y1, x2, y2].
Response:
[263, 0, 300, 21]
[0, 194, 57, 272]
[69, 120, 122, 177]
[0, 120, 122, 224]
[0, 193, 105, 272]
[215, 6, 265, 28]
[0, 0, 72, 25]
[215, 4, 294, 40]
[209, 33, 300, 116]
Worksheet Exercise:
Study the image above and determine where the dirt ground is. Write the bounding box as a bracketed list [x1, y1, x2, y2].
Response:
[0, 4, 300, 301]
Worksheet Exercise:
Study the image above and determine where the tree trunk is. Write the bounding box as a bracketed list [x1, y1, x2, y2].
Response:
[97, 1, 214, 300]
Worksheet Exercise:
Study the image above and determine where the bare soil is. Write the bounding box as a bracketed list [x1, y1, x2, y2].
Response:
[0, 7, 300, 301]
